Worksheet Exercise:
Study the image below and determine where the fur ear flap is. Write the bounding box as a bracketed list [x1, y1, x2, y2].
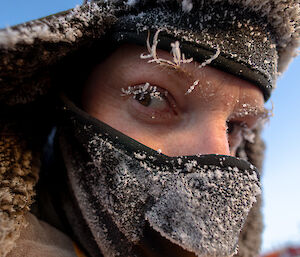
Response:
[0, 131, 39, 257]
[235, 126, 265, 256]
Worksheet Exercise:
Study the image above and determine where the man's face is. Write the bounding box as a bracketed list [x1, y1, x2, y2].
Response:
[79, 44, 265, 257]
[82, 44, 265, 158]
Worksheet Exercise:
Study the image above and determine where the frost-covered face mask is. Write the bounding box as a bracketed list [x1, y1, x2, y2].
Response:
[58, 96, 261, 257]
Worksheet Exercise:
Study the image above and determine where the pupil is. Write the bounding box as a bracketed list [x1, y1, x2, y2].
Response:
[136, 93, 152, 107]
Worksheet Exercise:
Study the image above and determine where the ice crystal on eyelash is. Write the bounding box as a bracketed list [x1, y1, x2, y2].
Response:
[140, 30, 193, 70]
[170, 41, 194, 66]
[121, 82, 163, 101]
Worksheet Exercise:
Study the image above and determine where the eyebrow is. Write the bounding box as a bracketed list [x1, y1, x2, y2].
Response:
[149, 60, 269, 114]
[231, 105, 271, 120]
[155, 61, 193, 79]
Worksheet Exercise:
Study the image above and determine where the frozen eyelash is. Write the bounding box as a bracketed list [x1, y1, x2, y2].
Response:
[121, 82, 166, 100]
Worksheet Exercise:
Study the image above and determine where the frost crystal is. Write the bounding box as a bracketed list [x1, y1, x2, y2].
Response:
[121, 82, 164, 100]
[134, 152, 147, 160]
[185, 47, 220, 94]
[185, 80, 200, 95]
[126, 0, 138, 6]
[170, 41, 194, 66]
[198, 47, 221, 69]
[140, 30, 193, 70]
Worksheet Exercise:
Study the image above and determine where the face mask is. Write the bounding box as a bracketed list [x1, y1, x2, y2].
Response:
[58, 95, 261, 257]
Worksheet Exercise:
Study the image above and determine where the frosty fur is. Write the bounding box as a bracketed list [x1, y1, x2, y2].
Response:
[0, 0, 297, 256]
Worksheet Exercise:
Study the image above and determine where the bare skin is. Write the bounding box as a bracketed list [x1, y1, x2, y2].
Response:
[82, 44, 265, 256]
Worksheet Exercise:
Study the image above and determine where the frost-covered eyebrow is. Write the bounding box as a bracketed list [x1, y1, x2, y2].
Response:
[231, 105, 270, 120]
[139, 45, 267, 111]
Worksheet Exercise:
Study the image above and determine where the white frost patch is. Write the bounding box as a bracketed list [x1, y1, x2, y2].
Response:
[248, 172, 258, 181]
[0, 2, 102, 48]
[157, 149, 162, 154]
[214, 169, 222, 179]
[177, 158, 183, 165]
[134, 152, 146, 160]
[184, 160, 198, 171]
[171, 41, 194, 66]
[232, 167, 239, 172]
[126, 0, 138, 6]
[182, 0, 193, 12]
[139, 161, 152, 172]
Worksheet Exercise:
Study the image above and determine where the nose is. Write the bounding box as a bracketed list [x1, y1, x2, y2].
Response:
[196, 120, 231, 156]
[163, 116, 231, 157]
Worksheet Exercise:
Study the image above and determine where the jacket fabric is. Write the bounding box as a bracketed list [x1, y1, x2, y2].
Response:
[0, 1, 299, 257]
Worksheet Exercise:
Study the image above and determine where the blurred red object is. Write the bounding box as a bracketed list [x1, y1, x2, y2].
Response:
[261, 246, 300, 257]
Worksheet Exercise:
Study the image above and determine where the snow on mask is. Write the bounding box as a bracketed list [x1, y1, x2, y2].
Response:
[58, 96, 261, 257]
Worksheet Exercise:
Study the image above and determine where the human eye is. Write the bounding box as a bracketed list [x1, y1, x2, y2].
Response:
[122, 82, 179, 123]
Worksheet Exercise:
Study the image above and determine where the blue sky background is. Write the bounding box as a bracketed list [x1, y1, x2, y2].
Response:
[1, 1, 299, 254]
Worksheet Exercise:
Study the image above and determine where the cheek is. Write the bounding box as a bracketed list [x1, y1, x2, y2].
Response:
[82, 82, 127, 127]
